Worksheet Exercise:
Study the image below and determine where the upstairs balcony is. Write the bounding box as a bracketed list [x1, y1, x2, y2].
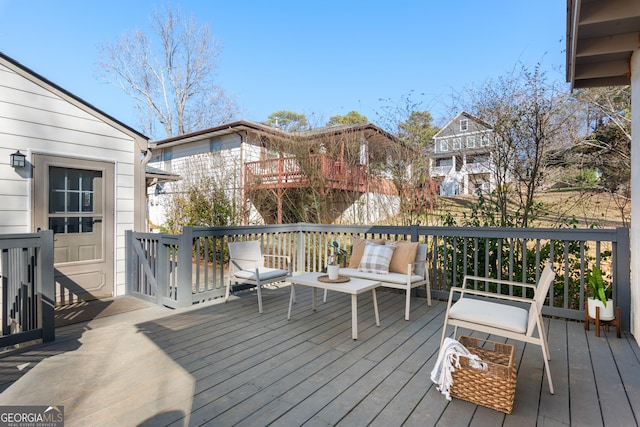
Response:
[244, 154, 397, 195]
[430, 165, 453, 177]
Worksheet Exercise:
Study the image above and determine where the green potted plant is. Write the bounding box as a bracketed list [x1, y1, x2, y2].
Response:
[327, 241, 347, 280]
[586, 265, 614, 320]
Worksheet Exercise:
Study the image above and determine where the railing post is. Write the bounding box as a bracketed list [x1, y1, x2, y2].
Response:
[38, 230, 55, 343]
[125, 230, 133, 295]
[297, 229, 306, 274]
[615, 227, 631, 331]
[410, 224, 419, 242]
[177, 227, 194, 307]
[157, 234, 170, 305]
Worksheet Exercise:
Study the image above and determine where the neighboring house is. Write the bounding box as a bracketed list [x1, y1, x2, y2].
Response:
[430, 111, 496, 196]
[0, 52, 149, 303]
[148, 120, 403, 226]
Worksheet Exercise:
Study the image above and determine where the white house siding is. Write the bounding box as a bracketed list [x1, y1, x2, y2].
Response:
[148, 133, 249, 227]
[0, 58, 145, 297]
[337, 192, 400, 224]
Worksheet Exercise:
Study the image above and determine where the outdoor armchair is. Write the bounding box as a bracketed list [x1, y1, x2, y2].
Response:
[225, 240, 291, 313]
[440, 262, 556, 394]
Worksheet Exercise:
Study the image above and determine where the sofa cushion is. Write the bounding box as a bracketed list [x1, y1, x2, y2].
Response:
[348, 237, 386, 268]
[340, 268, 423, 285]
[388, 241, 419, 274]
[358, 242, 395, 274]
[414, 244, 428, 277]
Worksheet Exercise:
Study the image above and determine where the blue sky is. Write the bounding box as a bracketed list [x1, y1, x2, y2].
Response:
[0, 1, 567, 137]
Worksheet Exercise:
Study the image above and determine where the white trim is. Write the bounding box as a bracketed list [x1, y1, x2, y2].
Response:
[113, 160, 120, 296]
[26, 148, 33, 232]
[630, 48, 639, 344]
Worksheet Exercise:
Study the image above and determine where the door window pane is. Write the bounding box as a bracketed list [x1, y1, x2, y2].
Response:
[49, 167, 101, 234]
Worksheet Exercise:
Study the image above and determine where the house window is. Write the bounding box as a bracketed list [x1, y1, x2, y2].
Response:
[440, 139, 449, 151]
[481, 135, 490, 147]
[460, 119, 469, 132]
[466, 136, 476, 148]
[468, 155, 488, 164]
[162, 149, 172, 172]
[452, 138, 462, 150]
[435, 158, 453, 167]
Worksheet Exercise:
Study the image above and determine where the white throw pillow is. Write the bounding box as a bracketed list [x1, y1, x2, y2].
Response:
[358, 242, 396, 274]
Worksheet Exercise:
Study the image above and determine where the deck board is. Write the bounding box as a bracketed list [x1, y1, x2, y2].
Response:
[567, 318, 603, 427]
[0, 284, 638, 427]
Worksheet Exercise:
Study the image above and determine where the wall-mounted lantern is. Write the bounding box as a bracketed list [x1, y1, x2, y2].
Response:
[10, 150, 26, 168]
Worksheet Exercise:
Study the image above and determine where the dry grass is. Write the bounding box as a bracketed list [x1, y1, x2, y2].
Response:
[426, 190, 629, 229]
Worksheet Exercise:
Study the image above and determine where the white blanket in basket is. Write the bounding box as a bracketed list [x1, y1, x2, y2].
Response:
[430, 337, 487, 400]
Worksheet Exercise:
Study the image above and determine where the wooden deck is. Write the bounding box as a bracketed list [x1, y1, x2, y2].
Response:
[0, 284, 639, 426]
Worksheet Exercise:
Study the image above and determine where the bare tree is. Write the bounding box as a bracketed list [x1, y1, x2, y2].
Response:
[466, 64, 579, 228]
[572, 86, 631, 226]
[97, 5, 239, 138]
[375, 92, 440, 225]
[160, 153, 241, 232]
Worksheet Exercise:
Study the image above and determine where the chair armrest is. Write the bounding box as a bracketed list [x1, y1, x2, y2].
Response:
[449, 286, 535, 305]
[462, 275, 537, 290]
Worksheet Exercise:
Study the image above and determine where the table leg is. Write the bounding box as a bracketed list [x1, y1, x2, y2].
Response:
[312, 287, 317, 311]
[372, 289, 380, 327]
[287, 284, 295, 320]
[351, 294, 358, 340]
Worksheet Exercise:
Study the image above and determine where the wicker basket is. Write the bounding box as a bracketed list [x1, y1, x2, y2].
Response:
[449, 336, 517, 414]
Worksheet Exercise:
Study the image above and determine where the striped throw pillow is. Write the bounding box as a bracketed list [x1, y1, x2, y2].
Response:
[358, 242, 396, 274]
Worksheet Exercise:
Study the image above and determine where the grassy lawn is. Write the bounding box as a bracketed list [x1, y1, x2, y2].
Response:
[425, 190, 628, 229]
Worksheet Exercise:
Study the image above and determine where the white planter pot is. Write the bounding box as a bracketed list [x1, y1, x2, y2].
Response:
[327, 264, 340, 280]
[587, 297, 615, 321]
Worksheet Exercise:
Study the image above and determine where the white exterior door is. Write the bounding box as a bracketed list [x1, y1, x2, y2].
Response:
[33, 154, 114, 304]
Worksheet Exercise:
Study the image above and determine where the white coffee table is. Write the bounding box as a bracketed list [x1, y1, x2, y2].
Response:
[287, 272, 381, 339]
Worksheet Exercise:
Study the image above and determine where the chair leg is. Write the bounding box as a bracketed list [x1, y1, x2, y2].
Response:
[256, 283, 263, 313]
[538, 316, 551, 361]
[542, 345, 555, 394]
[225, 280, 231, 302]
[535, 317, 554, 394]
[426, 283, 432, 306]
[439, 320, 448, 347]
[404, 286, 411, 321]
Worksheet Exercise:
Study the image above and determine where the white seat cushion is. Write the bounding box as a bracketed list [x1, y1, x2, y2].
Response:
[340, 268, 423, 285]
[234, 267, 289, 281]
[448, 298, 528, 334]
